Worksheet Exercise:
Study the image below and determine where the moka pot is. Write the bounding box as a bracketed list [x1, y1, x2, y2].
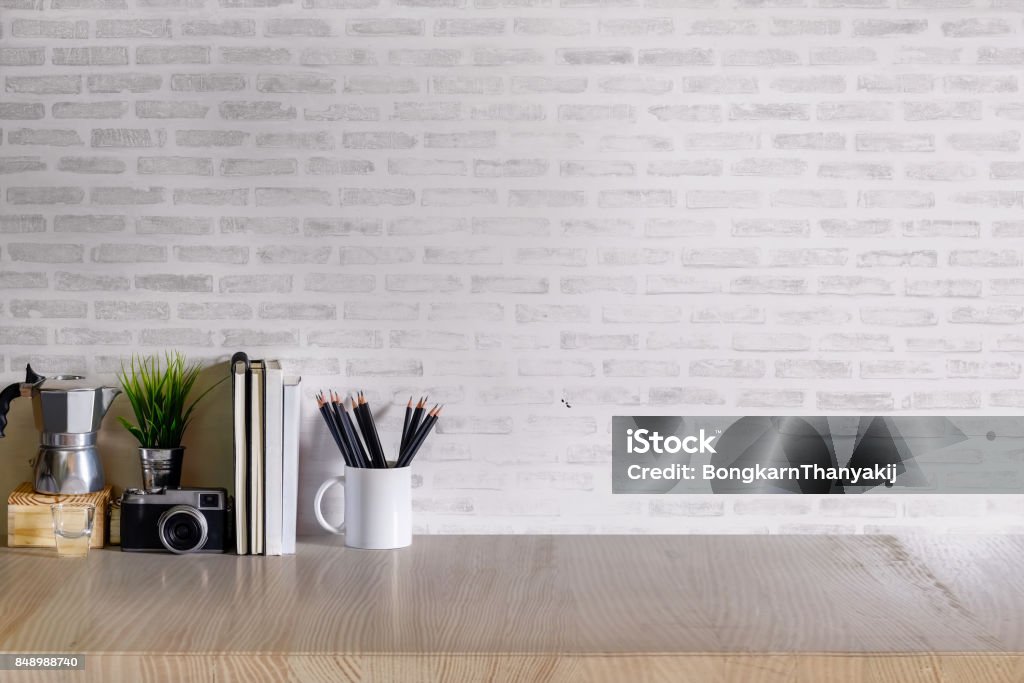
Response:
[0, 364, 120, 494]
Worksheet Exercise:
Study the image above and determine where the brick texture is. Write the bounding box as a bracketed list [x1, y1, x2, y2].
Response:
[1, 4, 1022, 535]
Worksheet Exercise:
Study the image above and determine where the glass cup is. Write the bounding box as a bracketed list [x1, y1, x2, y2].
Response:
[50, 503, 96, 558]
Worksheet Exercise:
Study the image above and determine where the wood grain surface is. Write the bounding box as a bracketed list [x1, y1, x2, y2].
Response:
[4, 655, 1024, 683]
[0, 536, 1021, 682]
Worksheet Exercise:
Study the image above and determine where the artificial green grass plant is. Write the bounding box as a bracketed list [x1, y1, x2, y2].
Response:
[117, 352, 219, 448]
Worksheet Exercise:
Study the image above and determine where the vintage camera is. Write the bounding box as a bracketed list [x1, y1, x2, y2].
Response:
[120, 487, 230, 554]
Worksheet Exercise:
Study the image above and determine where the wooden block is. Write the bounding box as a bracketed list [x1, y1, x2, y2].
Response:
[7, 482, 111, 549]
[109, 498, 121, 546]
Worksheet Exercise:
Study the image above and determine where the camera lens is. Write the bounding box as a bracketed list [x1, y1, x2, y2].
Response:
[157, 506, 209, 554]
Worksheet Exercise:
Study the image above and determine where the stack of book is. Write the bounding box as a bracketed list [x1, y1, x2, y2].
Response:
[231, 352, 301, 556]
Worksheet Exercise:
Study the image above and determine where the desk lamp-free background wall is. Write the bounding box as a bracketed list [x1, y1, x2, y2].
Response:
[0, 4, 1022, 536]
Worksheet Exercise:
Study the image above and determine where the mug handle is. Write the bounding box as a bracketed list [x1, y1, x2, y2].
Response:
[314, 474, 345, 535]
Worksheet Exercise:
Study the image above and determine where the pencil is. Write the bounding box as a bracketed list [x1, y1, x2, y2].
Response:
[359, 391, 388, 468]
[352, 395, 385, 471]
[347, 394, 365, 463]
[328, 390, 345, 437]
[402, 402, 434, 461]
[318, 393, 351, 467]
[331, 392, 357, 468]
[407, 396, 426, 452]
[353, 392, 374, 467]
[398, 404, 438, 467]
[340, 397, 369, 468]
[330, 391, 359, 468]
[323, 388, 444, 468]
[353, 394, 382, 468]
[399, 396, 413, 456]
[398, 404, 441, 468]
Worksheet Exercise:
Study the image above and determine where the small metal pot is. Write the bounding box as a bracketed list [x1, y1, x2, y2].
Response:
[139, 447, 184, 492]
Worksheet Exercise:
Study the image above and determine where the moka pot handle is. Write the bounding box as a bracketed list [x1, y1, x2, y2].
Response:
[0, 364, 44, 438]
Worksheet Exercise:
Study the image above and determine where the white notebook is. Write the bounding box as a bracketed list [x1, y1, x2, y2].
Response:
[249, 361, 264, 555]
[281, 376, 302, 555]
[231, 358, 248, 556]
[263, 360, 284, 557]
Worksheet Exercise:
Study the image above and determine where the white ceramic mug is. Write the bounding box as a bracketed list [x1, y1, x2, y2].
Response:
[314, 466, 412, 549]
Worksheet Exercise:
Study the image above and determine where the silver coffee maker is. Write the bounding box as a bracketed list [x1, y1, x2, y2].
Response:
[0, 365, 121, 494]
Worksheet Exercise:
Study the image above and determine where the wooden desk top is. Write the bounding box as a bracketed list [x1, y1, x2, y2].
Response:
[1, 535, 1021, 657]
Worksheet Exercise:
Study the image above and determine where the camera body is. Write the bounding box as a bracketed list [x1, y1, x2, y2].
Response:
[120, 487, 230, 554]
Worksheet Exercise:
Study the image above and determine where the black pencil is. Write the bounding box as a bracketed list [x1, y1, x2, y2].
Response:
[352, 392, 370, 466]
[359, 391, 388, 468]
[407, 396, 425, 452]
[398, 404, 438, 467]
[323, 388, 443, 468]
[356, 391, 376, 466]
[399, 396, 413, 456]
[340, 396, 369, 468]
[330, 392, 357, 468]
[319, 392, 345, 458]
[352, 394, 382, 468]
[318, 393, 351, 467]
[398, 404, 441, 468]
[350, 394, 374, 467]
[328, 391, 345, 438]
[330, 391, 360, 468]
[401, 400, 433, 463]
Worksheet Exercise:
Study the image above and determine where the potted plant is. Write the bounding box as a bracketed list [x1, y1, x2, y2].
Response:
[118, 352, 220, 491]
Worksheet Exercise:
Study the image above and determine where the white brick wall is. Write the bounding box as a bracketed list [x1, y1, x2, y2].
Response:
[1, 2, 1023, 535]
